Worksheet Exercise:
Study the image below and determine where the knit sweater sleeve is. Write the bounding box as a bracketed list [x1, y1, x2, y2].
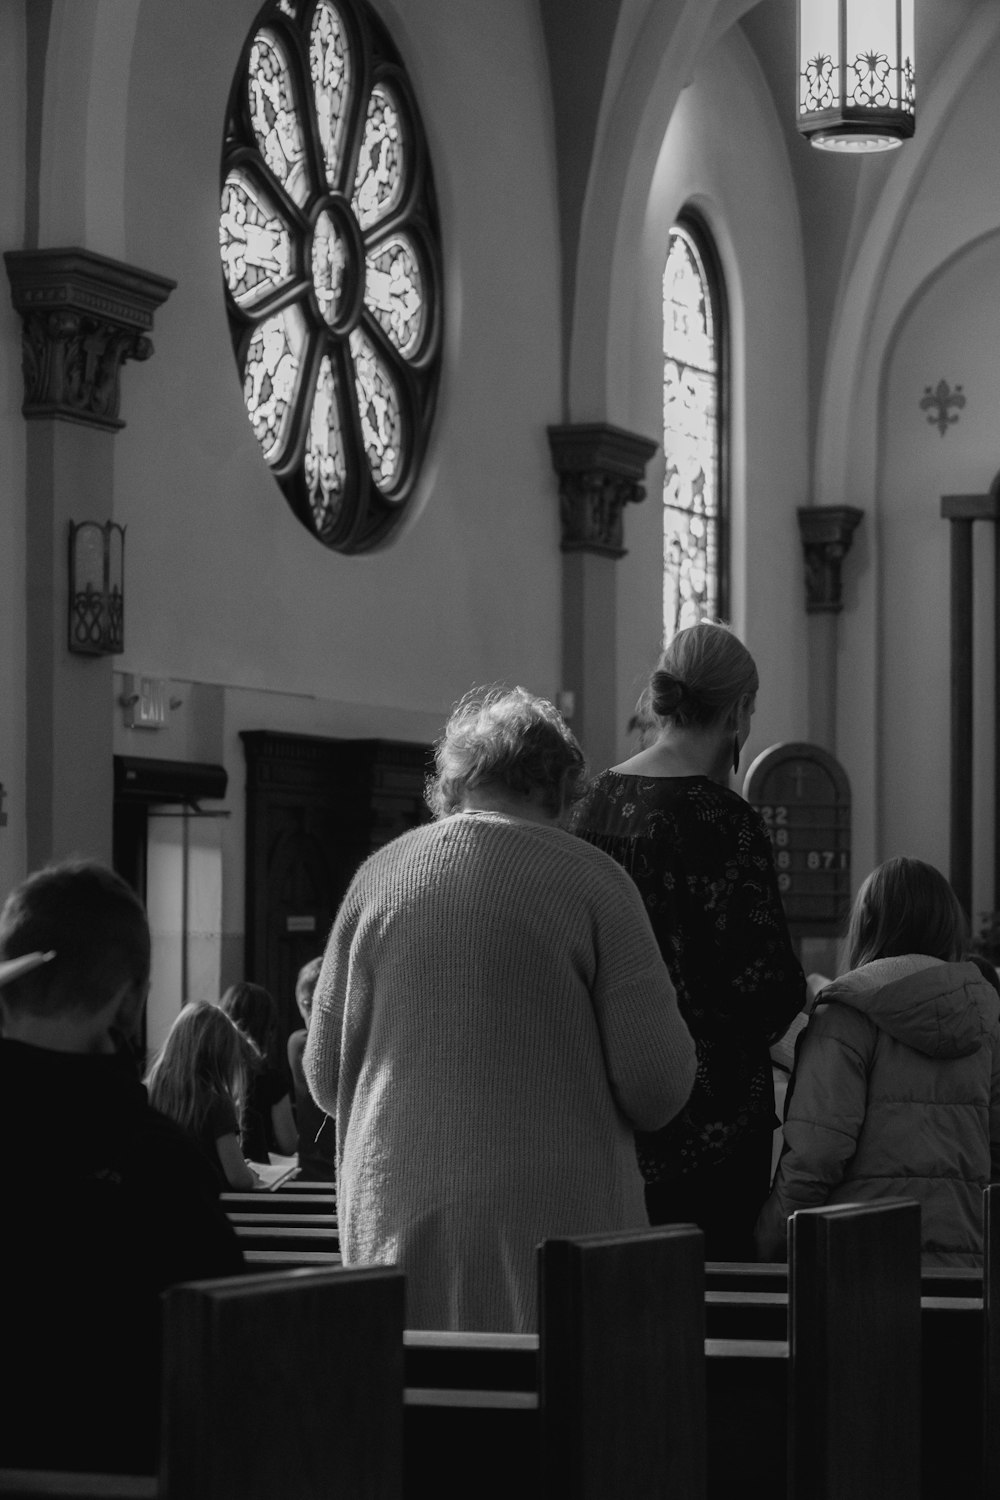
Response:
[588, 857, 697, 1132]
[302, 881, 365, 1118]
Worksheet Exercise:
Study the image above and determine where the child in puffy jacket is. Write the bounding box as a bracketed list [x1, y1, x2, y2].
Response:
[756, 856, 1000, 1265]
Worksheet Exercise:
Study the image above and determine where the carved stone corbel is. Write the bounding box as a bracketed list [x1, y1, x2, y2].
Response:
[4, 247, 176, 430]
[548, 423, 658, 558]
[797, 505, 864, 614]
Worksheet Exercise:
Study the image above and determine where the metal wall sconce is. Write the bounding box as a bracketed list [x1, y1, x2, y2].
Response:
[68, 520, 125, 655]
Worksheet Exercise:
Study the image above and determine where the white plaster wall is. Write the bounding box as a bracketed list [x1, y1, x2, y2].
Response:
[113, 0, 562, 719]
[827, 15, 1000, 898]
[880, 232, 1000, 924]
[613, 27, 810, 769]
[88, 0, 563, 969]
[0, 0, 28, 900]
[36, 0, 142, 258]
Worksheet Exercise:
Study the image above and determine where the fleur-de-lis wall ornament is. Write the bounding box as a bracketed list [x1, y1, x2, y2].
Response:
[919, 379, 966, 436]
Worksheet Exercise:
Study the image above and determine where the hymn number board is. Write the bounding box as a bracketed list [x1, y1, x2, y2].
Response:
[742, 742, 851, 934]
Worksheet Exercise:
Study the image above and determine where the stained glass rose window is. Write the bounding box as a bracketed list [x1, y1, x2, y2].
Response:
[220, 0, 442, 552]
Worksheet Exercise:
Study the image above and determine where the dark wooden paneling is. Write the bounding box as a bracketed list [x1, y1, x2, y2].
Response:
[789, 1200, 921, 1500]
[241, 732, 431, 1040]
[539, 1226, 706, 1499]
[161, 1267, 404, 1500]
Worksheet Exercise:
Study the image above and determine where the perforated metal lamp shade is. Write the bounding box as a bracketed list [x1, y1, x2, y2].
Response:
[68, 520, 125, 655]
[797, 0, 915, 153]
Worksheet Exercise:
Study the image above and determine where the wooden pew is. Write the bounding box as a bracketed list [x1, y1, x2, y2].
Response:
[241, 1249, 342, 1270]
[704, 1186, 998, 1500]
[231, 1223, 339, 1252]
[405, 1224, 705, 1499]
[226, 1213, 337, 1229]
[220, 1191, 336, 1215]
[701, 1200, 922, 1497]
[704, 1288, 982, 1496]
[705, 1260, 982, 1296]
[403, 1200, 922, 1500]
[0, 1265, 403, 1500]
[221, 1188, 339, 1267]
[786, 1201, 920, 1498]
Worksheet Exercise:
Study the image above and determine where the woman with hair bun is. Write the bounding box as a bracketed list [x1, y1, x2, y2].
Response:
[305, 684, 696, 1331]
[572, 621, 806, 1258]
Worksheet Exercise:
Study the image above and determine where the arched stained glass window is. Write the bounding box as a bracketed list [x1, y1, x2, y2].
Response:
[220, 0, 442, 553]
[661, 215, 727, 639]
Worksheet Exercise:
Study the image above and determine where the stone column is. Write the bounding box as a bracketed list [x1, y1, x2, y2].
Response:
[797, 506, 864, 751]
[4, 248, 175, 868]
[940, 489, 1000, 919]
[548, 423, 658, 770]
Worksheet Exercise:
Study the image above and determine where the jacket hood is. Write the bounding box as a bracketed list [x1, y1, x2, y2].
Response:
[819, 955, 1000, 1059]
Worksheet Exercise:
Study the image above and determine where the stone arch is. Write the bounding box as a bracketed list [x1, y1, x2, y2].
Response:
[815, 4, 1000, 513]
[568, 0, 760, 422]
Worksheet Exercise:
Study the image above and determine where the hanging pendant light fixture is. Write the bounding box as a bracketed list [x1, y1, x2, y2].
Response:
[798, 0, 915, 153]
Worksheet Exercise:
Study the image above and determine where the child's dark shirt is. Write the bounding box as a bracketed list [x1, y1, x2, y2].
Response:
[287, 1027, 336, 1182]
[0, 1037, 245, 1475]
[240, 1063, 288, 1165]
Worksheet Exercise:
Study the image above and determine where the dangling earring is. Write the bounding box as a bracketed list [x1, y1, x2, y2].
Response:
[732, 735, 740, 775]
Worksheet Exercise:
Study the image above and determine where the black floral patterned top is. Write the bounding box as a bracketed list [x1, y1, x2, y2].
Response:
[571, 771, 806, 1181]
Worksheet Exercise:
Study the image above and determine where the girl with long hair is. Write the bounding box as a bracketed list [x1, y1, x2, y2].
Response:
[146, 1000, 261, 1190]
[219, 982, 298, 1162]
[756, 857, 1000, 1264]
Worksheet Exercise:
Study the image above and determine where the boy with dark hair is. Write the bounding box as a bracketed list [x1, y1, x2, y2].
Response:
[0, 860, 244, 1475]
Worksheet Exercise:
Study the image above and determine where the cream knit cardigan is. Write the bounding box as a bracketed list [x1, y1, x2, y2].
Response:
[304, 810, 696, 1332]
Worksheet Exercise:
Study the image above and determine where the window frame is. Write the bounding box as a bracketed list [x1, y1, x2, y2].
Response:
[661, 207, 730, 637]
[220, 0, 444, 554]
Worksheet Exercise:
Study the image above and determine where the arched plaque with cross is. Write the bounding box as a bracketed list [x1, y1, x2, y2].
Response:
[742, 742, 851, 935]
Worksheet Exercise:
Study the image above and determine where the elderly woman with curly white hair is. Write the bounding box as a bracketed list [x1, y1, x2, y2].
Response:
[304, 685, 696, 1332]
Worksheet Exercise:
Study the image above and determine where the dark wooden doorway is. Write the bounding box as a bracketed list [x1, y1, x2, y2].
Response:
[241, 731, 432, 1045]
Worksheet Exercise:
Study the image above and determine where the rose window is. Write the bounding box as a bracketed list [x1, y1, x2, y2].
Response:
[220, 0, 442, 552]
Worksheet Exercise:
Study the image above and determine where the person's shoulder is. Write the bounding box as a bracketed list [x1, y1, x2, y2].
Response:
[440, 811, 632, 882]
[329, 823, 439, 913]
[686, 778, 760, 818]
[537, 820, 651, 899]
[348, 818, 443, 881]
[138, 1101, 245, 1274]
[574, 768, 621, 805]
[802, 987, 878, 1050]
[206, 1091, 240, 1134]
[682, 780, 774, 843]
[569, 769, 645, 834]
[142, 1098, 228, 1181]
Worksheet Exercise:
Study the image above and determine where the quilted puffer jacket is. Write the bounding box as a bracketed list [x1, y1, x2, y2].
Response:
[755, 955, 1000, 1265]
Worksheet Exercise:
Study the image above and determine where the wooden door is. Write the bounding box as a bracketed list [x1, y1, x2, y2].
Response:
[241, 731, 431, 1044]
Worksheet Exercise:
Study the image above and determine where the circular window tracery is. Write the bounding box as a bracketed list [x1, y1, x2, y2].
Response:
[220, 0, 442, 552]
